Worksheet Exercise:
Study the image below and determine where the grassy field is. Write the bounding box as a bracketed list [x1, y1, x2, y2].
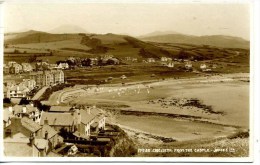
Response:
[4, 31, 250, 67]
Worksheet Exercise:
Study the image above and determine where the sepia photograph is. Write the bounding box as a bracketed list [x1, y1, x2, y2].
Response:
[0, 0, 257, 162]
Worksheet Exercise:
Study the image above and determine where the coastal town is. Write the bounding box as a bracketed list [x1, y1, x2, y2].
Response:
[2, 53, 249, 157]
[2, 2, 251, 159]
[3, 55, 120, 157]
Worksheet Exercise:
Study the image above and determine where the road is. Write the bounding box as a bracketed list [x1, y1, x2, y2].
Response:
[31, 86, 48, 100]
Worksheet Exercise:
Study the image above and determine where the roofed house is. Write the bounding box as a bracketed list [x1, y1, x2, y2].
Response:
[21, 63, 33, 72]
[49, 64, 58, 70]
[76, 107, 106, 137]
[161, 57, 168, 62]
[49, 106, 73, 113]
[4, 65, 10, 74]
[35, 61, 50, 71]
[4, 117, 42, 140]
[185, 62, 193, 70]
[39, 106, 106, 139]
[200, 64, 207, 71]
[76, 108, 96, 138]
[147, 58, 155, 63]
[4, 117, 62, 157]
[40, 112, 75, 132]
[9, 104, 41, 123]
[9, 63, 22, 74]
[32, 138, 49, 157]
[57, 62, 69, 69]
[89, 107, 106, 131]
[40, 122, 63, 150]
[167, 62, 174, 68]
[89, 58, 98, 66]
[30, 70, 64, 87]
[51, 70, 65, 85]
[30, 71, 53, 87]
[7, 61, 17, 67]
[6, 84, 30, 99]
[4, 141, 33, 157]
[19, 79, 36, 90]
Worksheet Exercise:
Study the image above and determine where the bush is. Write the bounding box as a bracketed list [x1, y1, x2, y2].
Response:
[3, 98, 11, 104]
[228, 130, 249, 139]
[19, 98, 30, 105]
[39, 83, 75, 101]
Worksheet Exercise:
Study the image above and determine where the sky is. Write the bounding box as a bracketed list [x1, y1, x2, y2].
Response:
[3, 2, 250, 40]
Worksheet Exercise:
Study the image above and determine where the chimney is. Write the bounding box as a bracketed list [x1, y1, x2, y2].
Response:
[77, 109, 81, 125]
[29, 133, 35, 146]
[44, 131, 48, 140]
[8, 107, 13, 113]
[44, 118, 48, 125]
[87, 107, 90, 114]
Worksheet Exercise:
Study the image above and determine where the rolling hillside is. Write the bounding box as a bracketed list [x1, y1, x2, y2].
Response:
[5, 31, 81, 45]
[4, 30, 249, 64]
[140, 34, 249, 49]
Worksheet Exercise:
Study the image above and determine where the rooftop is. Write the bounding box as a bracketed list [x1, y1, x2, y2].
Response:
[40, 112, 74, 126]
[49, 106, 72, 112]
[34, 138, 48, 150]
[4, 142, 32, 157]
[13, 104, 38, 115]
[80, 109, 96, 125]
[9, 84, 29, 91]
[21, 117, 42, 133]
[40, 124, 58, 139]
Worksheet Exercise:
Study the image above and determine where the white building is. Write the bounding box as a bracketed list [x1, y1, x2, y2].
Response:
[200, 64, 207, 70]
[161, 57, 168, 62]
[185, 63, 193, 70]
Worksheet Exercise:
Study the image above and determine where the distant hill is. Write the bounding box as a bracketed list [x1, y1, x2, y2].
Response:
[5, 31, 81, 44]
[4, 31, 174, 59]
[4, 30, 45, 41]
[49, 24, 88, 34]
[140, 34, 249, 49]
[4, 30, 249, 64]
[139, 31, 181, 38]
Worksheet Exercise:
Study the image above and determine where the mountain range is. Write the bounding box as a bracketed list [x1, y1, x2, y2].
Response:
[4, 30, 249, 63]
[139, 33, 249, 49]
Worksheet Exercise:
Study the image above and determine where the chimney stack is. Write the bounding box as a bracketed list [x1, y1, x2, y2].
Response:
[22, 106, 26, 113]
[8, 106, 13, 113]
[44, 131, 48, 140]
[44, 118, 48, 125]
[29, 133, 35, 146]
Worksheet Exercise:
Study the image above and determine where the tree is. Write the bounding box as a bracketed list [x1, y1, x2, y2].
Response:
[19, 98, 30, 105]
[28, 55, 37, 63]
[14, 49, 21, 54]
[81, 58, 91, 66]
[3, 98, 11, 104]
[178, 49, 188, 59]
